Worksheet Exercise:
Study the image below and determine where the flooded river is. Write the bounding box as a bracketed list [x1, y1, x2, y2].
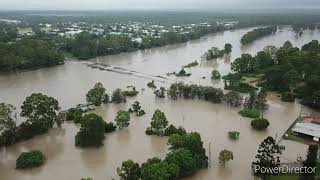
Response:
[0, 27, 319, 180]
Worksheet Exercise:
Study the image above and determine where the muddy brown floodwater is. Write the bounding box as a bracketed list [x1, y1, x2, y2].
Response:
[0, 26, 319, 180]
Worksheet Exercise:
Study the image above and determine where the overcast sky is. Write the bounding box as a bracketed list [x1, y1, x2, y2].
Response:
[0, 0, 319, 10]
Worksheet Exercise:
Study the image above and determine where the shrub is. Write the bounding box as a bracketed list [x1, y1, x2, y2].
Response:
[251, 118, 270, 130]
[104, 122, 117, 133]
[281, 92, 295, 102]
[16, 150, 46, 169]
[228, 131, 240, 140]
[239, 108, 260, 118]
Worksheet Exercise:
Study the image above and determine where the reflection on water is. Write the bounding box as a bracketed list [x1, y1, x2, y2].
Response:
[0, 27, 319, 180]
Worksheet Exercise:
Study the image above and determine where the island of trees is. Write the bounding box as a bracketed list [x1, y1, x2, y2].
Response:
[240, 26, 277, 45]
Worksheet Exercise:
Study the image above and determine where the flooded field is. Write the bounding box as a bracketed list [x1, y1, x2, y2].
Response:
[0, 26, 319, 180]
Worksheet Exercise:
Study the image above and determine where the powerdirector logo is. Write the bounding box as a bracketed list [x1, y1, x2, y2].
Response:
[252, 163, 316, 175]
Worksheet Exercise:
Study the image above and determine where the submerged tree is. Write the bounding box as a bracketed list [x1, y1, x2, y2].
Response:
[149, 110, 168, 135]
[21, 93, 61, 133]
[218, 149, 234, 166]
[154, 87, 166, 98]
[86, 82, 108, 106]
[112, 89, 127, 103]
[115, 110, 130, 129]
[75, 113, 105, 147]
[254, 89, 269, 118]
[223, 91, 243, 107]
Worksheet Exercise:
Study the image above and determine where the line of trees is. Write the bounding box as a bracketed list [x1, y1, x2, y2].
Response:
[0, 37, 65, 71]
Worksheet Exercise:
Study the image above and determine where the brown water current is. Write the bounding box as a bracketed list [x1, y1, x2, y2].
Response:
[0, 26, 319, 180]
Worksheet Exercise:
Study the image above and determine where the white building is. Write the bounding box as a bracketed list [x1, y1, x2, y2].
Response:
[292, 123, 320, 142]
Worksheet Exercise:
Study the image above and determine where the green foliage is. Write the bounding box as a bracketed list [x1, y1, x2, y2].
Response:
[244, 91, 257, 109]
[253, 136, 282, 176]
[141, 157, 162, 169]
[128, 101, 145, 116]
[224, 43, 233, 54]
[0, 103, 17, 133]
[0, 37, 64, 71]
[239, 108, 260, 118]
[81, 178, 92, 180]
[66, 108, 83, 123]
[228, 131, 240, 140]
[117, 160, 141, 180]
[303, 145, 318, 169]
[254, 90, 269, 117]
[165, 148, 197, 177]
[140, 161, 179, 180]
[182, 61, 198, 68]
[16, 150, 46, 169]
[241, 27, 277, 44]
[167, 82, 224, 103]
[218, 149, 234, 166]
[148, 110, 168, 136]
[115, 110, 130, 129]
[231, 54, 255, 73]
[75, 113, 105, 147]
[164, 125, 187, 136]
[20, 93, 61, 132]
[86, 82, 108, 106]
[211, 70, 221, 80]
[104, 122, 116, 133]
[226, 82, 258, 93]
[202, 47, 225, 60]
[251, 118, 270, 130]
[281, 92, 295, 102]
[168, 132, 208, 169]
[176, 68, 191, 77]
[69, 32, 138, 60]
[111, 89, 127, 104]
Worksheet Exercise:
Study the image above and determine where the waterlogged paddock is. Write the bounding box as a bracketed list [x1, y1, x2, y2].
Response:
[0, 27, 319, 180]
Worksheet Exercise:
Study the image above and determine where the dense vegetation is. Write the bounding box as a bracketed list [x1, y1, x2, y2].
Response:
[230, 40, 320, 108]
[240, 26, 277, 44]
[16, 150, 46, 169]
[118, 131, 208, 179]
